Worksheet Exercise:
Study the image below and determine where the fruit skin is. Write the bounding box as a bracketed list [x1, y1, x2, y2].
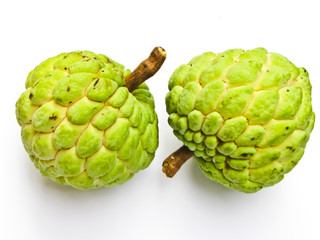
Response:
[166, 47, 315, 193]
[16, 51, 158, 189]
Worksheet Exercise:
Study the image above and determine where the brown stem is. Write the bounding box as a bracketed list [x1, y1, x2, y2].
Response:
[125, 47, 166, 92]
[162, 145, 194, 178]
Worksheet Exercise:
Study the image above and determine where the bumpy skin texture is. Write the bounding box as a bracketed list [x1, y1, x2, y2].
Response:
[16, 51, 158, 189]
[166, 48, 315, 193]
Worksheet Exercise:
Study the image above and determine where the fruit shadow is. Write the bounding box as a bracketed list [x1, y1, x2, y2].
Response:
[31, 169, 134, 200]
[188, 157, 239, 197]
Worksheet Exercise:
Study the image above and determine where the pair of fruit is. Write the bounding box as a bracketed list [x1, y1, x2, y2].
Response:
[16, 47, 315, 193]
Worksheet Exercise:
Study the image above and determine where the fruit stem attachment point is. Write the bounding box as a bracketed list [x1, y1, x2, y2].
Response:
[162, 145, 194, 178]
[125, 47, 166, 92]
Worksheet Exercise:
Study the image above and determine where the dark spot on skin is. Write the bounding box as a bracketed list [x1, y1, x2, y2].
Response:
[94, 57, 97, 60]
[221, 55, 225, 57]
[251, 138, 255, 141]
[304, 69, 307, 72]
[286, 146, 295, 152]
[190, 64, 193, 67]
[63, 56, 67, 59]
[107, 59, 112, 63]
[49, 115, 57, 120]
[51, 126, 54, 129]
[241, 153, 248, 157]
[94, 79, 100, 86]
[101, 70, 104, 72]
[64, 67, 67, 70]
[286, 127, 289, 130]
[266, 70, 269, 72]
[29, 93, 33, 99]
[102, 113, 104, 115]
[83, 56, 88, 58]
[287, 89, 289, 92]
[69, 101, 72, 104]
[67, 86, 70, 92]
[151, 52, 156, 58]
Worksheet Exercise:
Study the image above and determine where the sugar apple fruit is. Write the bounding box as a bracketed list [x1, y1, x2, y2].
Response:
[164, 47, 315, 193]
[16, 47, 166, 189]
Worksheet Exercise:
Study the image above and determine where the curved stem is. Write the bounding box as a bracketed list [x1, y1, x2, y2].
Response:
[162, 145, 194, 178]
[125, 47, 166, 92]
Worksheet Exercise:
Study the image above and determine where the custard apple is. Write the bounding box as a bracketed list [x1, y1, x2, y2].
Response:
[16, 49, 164, 189]
[164, 47, 315, 193]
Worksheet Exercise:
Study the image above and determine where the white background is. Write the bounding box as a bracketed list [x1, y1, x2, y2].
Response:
[1, 0, 319, 239]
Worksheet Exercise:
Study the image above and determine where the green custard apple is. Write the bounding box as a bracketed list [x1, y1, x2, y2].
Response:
[164, 47, 315, 193]
[16, 48, 166, 189]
